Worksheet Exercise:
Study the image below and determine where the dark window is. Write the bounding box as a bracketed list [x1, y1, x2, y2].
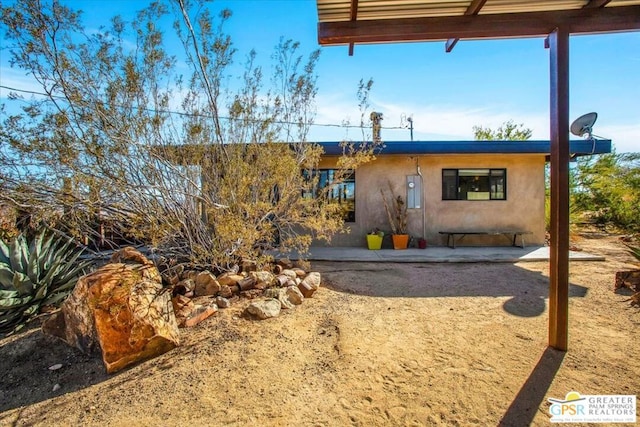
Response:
[303, 169, 355, 222]
[442, 168, 506, 200]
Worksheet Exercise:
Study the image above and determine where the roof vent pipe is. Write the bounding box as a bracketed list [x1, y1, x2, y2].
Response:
[370, 112, 383, 143]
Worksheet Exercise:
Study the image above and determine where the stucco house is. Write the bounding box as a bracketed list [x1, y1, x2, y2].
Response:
[312, 139, 611, 248]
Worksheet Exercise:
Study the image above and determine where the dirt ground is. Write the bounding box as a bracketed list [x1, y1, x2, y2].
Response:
[1, 231, 639, 426]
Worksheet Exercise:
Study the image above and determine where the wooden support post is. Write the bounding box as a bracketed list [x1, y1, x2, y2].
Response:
[548, 27, 570, 351]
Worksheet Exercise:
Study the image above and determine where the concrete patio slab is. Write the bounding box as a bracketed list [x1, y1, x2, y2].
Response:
[284, 246, 605, 263]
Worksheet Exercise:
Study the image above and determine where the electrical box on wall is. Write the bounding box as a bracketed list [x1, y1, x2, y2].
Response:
[406, 175, 421, 209]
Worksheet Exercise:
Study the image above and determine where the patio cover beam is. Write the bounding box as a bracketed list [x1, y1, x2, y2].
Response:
[445, 0, 488, 53]
[318, 6, 640, 45]
[548, 28, 570, 351]
[584, 0, 613, 8]
[348, 0, 358, 56]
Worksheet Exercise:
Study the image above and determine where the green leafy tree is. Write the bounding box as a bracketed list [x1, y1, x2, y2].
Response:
[473, 120, 532, 141]
[572, 153, 640, 232]
[0, 0, 379, 270]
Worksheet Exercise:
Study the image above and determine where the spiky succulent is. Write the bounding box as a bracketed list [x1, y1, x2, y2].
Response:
[628, 244, 640, 263]
[0, 229, 92, 334]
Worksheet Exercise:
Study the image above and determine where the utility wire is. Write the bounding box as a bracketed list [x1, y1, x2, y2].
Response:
[0, 84, 407, 130]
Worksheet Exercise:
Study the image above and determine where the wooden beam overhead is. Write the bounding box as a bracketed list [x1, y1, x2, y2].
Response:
[466, 0, 489, 15]
[584, 0, 613, 8]
[446, 0, 488, 52]
[348, 0, 358, 56]
[318, 6, 640, 45]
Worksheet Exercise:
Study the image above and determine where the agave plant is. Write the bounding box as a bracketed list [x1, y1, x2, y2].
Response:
[0, 228, 93, 334]
[628, 244, 640, 263]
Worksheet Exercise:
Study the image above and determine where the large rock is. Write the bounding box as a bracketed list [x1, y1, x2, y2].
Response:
[281, 269, 297, 280]
[245, 299, 281, 320]
[173, 296, 218, 328]
[194, 271, 221, 296]
[286, 286, 304, 305]
[43, 247, 180, 374]
[217, 272, 244, 287]
[298, 272, 321, 298]
[251, 271, 276, 289]
[264, 288, 294, 310]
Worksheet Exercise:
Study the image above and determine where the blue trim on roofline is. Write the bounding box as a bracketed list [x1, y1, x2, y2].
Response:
[314, 140, 611, 156]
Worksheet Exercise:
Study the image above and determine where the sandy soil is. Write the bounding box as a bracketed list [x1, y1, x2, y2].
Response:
[1, 231, 639, 426]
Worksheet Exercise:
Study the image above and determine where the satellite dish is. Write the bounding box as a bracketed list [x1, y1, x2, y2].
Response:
[570, 112, 598, 138]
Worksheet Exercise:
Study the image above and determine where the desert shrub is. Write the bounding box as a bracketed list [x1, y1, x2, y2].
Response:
[0, 205, 19, 242]
[0, 2, 378, 270]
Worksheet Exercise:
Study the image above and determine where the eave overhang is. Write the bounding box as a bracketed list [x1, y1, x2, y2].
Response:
[315, 139, 612, 156]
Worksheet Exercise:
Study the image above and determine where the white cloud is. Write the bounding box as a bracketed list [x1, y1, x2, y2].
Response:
[0, 68, 45, 100]
[596, 123, 640, 154]
[312, 93, 550, 142]
[312, 94, 639, 154]
[375, 100, 549, 141]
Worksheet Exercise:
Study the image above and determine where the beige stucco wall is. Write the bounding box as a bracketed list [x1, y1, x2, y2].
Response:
[319, 154, 546, 247]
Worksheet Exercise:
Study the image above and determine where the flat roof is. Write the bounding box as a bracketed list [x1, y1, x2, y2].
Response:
[316, 139, 612, 157]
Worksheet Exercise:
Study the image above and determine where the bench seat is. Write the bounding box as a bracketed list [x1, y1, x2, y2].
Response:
[438, 230, 533, 249]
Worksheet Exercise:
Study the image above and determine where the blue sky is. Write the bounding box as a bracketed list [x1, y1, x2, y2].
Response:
[1, 0, 639, 152]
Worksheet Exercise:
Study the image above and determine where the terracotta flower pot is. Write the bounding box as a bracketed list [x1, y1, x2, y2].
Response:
[392, 234, 409, 250]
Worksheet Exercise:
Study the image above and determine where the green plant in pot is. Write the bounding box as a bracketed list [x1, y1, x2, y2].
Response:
[380, 187, 409, 249]
[366, 229, 384, 250]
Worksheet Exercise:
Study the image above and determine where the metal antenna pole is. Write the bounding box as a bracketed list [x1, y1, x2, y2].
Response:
[408, 117, 414, 141]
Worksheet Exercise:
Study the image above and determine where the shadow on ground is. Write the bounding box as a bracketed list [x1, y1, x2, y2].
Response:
[0, 315, 247, 416]
[498, 346, 566, 426]
[0, 325, 108, 413]
[314, 262, 588, 318]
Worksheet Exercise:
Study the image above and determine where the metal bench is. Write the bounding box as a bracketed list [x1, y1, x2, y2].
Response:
[439, 230, 533, 249]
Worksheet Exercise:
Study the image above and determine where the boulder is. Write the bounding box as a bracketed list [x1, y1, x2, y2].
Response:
[216, 296, 231, 308]
[245, 299, 281, 320]
[298, 272, 321, 298]
[263, 288, 279, 299]
[286, 286, 304, 305]
[217, 272, 244, 287]
[264, 288, 295, 310]
[292, 268, 307, 278]
[218, 285, 234, 298]
[251, 271, 276, 289]
[302, 271, 321, 288]
[281, 269, 297, 280]
[183, 303, 217, 328]
[173, 296, 217, 328]
[42, 248, 180, 374]
[109, 246, 151, 265]
[194, 271, 221, 296]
